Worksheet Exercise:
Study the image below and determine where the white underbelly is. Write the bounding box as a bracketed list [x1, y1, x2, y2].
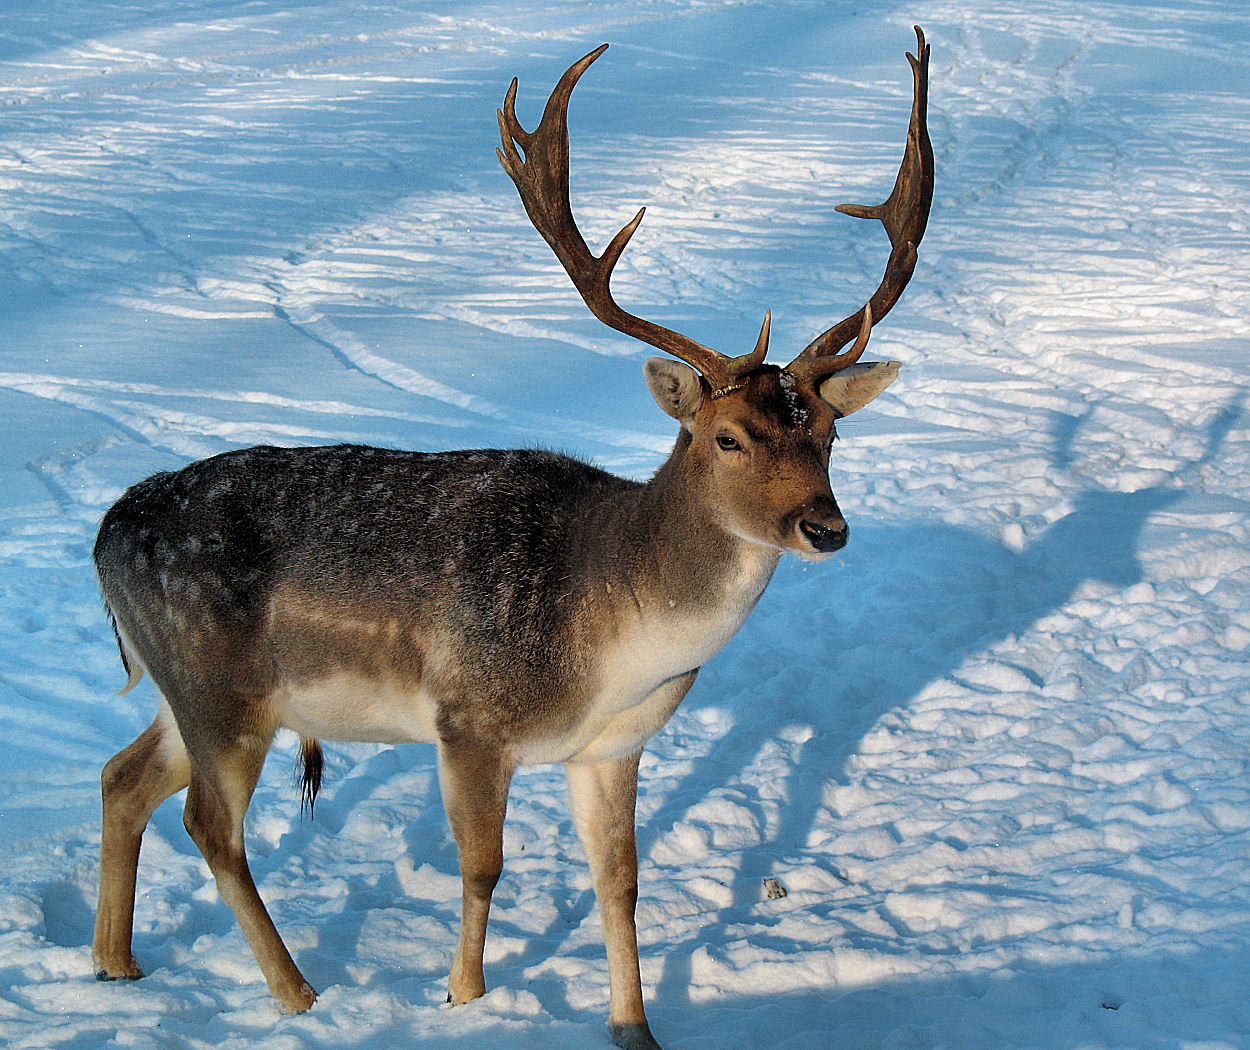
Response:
[275, 673, 440, 745]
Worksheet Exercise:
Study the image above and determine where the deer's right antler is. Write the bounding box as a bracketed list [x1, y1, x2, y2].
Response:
[497, 44, 769, 396]
[786, 25, 933, 387]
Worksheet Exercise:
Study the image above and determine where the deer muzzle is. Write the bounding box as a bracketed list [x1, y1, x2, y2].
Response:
[790, 495, 848, 555]
[799, 516, 848, 553]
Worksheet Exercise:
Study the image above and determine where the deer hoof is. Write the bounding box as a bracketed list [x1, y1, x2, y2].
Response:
[95, 968, 143, 982]
[94, 956, 144, 982]
[447, 968, 487, 1005]
[276, 982, 318, 1014]
[608, 1021, 663, 1050]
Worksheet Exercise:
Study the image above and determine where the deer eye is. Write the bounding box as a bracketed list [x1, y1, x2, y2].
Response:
[715, 434, 743, 452]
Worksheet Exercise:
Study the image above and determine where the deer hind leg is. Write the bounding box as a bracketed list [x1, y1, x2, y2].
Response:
[438, 739, 513, 1005]
[565, 752, 661, 1050]
[94, 703, 191, 981]
[180, 721, 317, 1014]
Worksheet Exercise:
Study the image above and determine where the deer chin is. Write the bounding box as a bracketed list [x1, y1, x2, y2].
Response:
[792, 543, 839, 563]
[732, 524, 842, 561]
[785, 541, 839, 563]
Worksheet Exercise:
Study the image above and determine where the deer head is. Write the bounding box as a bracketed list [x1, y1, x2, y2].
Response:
[498, 28, 933, 558]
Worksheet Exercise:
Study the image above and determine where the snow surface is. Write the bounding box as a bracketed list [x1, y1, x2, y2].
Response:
[1, 1, 1249, 1047]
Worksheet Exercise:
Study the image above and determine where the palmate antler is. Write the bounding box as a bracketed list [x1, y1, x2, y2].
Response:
[788, 25, 933, 386]
[498, 28, 932, 395]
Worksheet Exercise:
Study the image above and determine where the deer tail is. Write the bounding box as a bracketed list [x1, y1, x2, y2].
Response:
[298, 737, 324, 817]
[108, 609, 145, 695]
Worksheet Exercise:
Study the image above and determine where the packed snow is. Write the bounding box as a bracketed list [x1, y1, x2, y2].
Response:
[1, 1, 1248, 1048]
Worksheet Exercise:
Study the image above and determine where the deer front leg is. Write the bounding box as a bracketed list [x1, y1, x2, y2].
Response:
[438, 739, 514, 1005]
[565, 751, 661, 1050]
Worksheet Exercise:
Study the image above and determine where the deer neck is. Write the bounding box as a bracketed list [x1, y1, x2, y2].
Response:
[594, 430, 779, 643]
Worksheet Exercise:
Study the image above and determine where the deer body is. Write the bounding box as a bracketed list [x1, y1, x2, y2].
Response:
[98, 443, 773, 763]
[93, 30, 932, 1050]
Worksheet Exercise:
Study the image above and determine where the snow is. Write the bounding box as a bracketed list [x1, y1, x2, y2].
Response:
[1, 1, 1249, 1047]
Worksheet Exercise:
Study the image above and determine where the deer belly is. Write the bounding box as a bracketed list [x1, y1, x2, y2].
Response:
[275, 673, 440, 745]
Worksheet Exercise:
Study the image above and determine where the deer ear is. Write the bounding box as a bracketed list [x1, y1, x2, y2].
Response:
[817, 361, 901, 417]
[645, 358, 703, 421]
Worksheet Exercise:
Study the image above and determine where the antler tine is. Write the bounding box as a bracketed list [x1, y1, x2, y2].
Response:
[789, 25, 933, 385]
[499, 46, 767, 392]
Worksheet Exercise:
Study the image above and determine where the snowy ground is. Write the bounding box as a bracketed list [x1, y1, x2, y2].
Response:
[1, 1, 1248, 1047]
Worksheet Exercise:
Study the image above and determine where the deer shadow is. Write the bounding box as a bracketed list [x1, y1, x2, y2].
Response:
[629, 394, 1238, 1005]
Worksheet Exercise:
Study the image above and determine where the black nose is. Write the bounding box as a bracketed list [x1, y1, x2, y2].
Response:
[800, 517, 848, 553]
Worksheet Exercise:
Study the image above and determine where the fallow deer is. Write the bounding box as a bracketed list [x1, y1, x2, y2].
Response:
[91, 28, 932, 1050]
